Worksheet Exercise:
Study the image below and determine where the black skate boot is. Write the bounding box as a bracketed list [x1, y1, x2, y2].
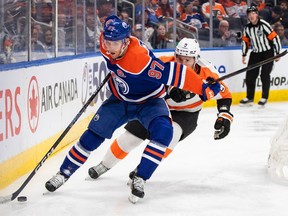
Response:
[45, 171, 68, 192]
[88, 162, 110, 179]
[240, 98, 253, 107]
[257, 98, 267, 107]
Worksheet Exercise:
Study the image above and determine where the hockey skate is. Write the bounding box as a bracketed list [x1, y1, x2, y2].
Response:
[127, 169, 137, 186]
[128, 174, 145, 204]
[88, 162, 110, 179]
[45, 171, 68, 192]
[240, 98, 253, 107]
[257, 98, 267, 108]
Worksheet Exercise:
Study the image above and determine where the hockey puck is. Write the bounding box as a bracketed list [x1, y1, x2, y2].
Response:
[17, 196, 27, 202]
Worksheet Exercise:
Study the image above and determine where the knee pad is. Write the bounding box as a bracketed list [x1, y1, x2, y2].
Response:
[148, 116, 173, 147]
[79, 129, 105, 151]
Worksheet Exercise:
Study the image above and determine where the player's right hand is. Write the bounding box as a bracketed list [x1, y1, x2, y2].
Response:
[168, 87, 195, 103]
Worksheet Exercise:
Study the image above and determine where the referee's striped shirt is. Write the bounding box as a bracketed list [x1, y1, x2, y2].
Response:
[241, 19, 281, 56]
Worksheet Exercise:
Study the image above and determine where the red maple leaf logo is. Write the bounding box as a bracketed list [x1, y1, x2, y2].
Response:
[29, 86, 38, 119]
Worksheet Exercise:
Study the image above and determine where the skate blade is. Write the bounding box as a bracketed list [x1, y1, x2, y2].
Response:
[127, 179, 132, 186]
[257, 104, 265, 109]
[239, 103, 253, 107]
[85, 176, 96, 181]
[128, 194, 139, 204]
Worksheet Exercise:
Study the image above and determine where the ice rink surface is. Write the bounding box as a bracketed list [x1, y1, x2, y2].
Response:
[1, 102, 288, 216]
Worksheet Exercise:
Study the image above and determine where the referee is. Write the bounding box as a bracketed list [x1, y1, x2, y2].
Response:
[240, 6, 282, 107]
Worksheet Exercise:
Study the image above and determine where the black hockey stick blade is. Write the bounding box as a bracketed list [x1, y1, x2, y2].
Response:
[0, 73, 111, 204]
[213, 50, 287, 83]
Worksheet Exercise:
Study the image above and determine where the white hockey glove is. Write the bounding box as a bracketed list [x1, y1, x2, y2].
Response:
[214, 110, 233, 140]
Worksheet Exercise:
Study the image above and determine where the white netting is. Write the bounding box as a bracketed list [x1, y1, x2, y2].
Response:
[267, 117, 288, 184]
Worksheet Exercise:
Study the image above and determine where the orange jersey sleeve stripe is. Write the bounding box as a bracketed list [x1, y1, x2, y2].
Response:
[182, 67, 203, 95]
[110, 139, 128, 159]
[267, 31, 277, 41]
[168, 100, 203, 110]
[70, 148, 86, 163]
[173, 63, 181, 86]
[144, 147, 165, 159]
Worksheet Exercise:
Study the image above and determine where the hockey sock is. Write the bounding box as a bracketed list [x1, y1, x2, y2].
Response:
[136, 141, 166, 180]
[102, 131, 143, 168]
[60, 141, 91, 177]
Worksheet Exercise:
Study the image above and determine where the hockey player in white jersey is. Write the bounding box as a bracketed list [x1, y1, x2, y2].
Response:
[87, 38, 234, 203]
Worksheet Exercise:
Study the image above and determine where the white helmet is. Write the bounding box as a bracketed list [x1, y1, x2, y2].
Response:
[175, 38, 200, 60]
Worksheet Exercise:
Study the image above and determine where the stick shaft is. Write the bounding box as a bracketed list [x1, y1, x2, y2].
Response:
[215, 50, 287, 82]
[0, 73, 111, 204]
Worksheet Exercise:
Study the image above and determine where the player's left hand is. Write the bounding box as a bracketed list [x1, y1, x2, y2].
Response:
[214, 111, 233, 140]
[201, 77, 220, 101]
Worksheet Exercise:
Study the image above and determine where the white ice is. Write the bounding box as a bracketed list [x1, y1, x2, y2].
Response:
[1, 102, 288, 216]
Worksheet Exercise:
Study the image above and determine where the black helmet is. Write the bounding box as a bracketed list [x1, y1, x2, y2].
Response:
[247, 6, 258, 14]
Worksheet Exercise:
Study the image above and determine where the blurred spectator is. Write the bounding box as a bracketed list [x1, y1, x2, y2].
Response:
[31, 25, 47, 60]
[285, 29, 288, 42]
[42, 27, 54, 58]
[97, 0, 115, 24]
[213, 19, 241, 47]
[269, 6, 283, 26]
[119, 10, 130, 24]
[190, 0, 203, 14]
[201, 0, 229, 20]
[59, 12, 74, 51]
[273, 23, 288, 46]
[258, 0, 274, 21]
[218, 0, 233, 8]
[149, 23, 172, 49]
[132, 23, 153, 49]
[224, 0, 248, 18]
[135, 0, 159, 24]
[279, 0, 288, 28]
[58, 13, 67, 50]
[36, 2, 53, 25]
[177, 0, 188, 16]
[137, 9, 159, 29]
[155, 0, 174, 21]
[4, 10, 18, 36]
[85, 14, 102, 52]
[180, 2, 209, 31]
[0, 35, 16, 65]
[251, 0, 266, 11]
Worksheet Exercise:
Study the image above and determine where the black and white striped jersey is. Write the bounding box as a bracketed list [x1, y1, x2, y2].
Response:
[241, 18, 281, 56]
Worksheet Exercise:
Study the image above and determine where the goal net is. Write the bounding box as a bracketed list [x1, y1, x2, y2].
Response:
[267, 117, 288, 184]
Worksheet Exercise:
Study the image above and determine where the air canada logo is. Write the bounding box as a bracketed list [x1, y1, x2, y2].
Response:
[27, 76, 40, 133]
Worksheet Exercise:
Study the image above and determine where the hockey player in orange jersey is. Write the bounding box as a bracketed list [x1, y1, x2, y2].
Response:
[88, 38, 233, 203]
[45, 15, 221, 203]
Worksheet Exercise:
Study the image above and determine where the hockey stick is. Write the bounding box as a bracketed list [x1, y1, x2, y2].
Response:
[0, 73, 111, 204]
[213, 50, 287, 83]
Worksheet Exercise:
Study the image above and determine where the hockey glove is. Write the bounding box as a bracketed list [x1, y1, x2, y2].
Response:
[201, 78, 220, 102]
[169, 87, 195, 103]
[214, 111, 233, 140]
